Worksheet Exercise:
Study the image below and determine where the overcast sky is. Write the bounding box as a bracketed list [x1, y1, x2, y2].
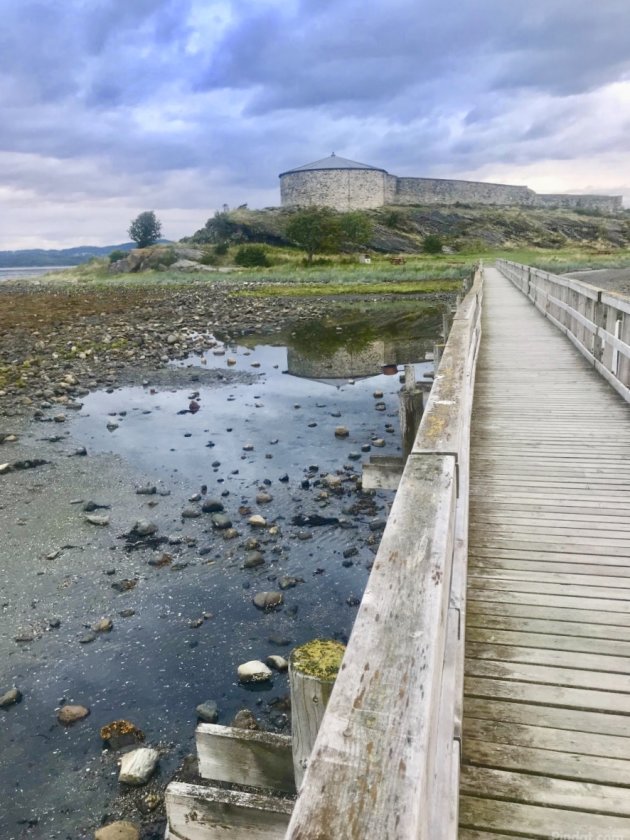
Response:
[2, 0, 630, 249]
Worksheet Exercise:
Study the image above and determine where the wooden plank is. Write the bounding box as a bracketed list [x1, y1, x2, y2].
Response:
[165, 782, 293, 839]
[463, 739, 630, 787]
[469, 546, 630, 564]
[466, 640, 630, 675]
[461, 765, 630, 817]
[467, 597, 630, 626]
[459, 794, 630, 838]
[470, 557, 630, 577]
[468, 590, 630, 615]
[465, 657, 630, 692]
[464, 675, 630, 714]
[285, 454, 457, 839]
[463, 716, 630, 760]
[470, 568, 630, 588]
[466, 625, 630, 657]
[196, 724, 295, 793]
[465, 612, 630, 641]
[464, 696, 630, 738]
[468, 577, 630, 599]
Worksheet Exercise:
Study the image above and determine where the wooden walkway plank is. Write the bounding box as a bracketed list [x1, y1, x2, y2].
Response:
[460, 265, 630, 836]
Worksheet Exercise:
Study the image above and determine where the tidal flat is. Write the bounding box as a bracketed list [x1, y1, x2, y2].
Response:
[0, 277, 450, 838]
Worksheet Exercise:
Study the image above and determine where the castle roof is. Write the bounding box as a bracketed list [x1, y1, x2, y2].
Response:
[279, 153, 388, 177]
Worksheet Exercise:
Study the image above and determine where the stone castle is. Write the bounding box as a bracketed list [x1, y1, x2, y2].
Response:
[279, 154, 622, 213]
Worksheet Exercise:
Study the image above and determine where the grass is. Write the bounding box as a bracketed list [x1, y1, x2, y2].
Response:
[238, 279, 462, 297]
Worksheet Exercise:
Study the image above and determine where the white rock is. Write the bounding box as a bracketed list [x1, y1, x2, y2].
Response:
[238, 660, 272, 683]
[118, 748, 159, 785]
[248, 514, 267, 528]
[0, 463, 10, 475]
[266, 655, 288, 672]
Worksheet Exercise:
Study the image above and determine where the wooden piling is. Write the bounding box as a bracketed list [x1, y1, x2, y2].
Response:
[288, 639, 345, 788]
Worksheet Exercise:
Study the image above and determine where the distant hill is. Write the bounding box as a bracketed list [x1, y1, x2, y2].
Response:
[0, 241, 170, 268]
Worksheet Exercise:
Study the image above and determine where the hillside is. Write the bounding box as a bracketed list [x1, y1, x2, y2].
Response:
[186, 204, 630, 253]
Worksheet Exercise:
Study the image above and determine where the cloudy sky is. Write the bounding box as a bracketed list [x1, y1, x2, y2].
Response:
[1, 0, 629, 249]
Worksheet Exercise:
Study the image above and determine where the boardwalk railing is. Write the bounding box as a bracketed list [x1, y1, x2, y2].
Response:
[284, 267, 483, 840]
[497, 259, 630, 402]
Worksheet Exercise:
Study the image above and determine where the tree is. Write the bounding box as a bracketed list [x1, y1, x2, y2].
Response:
[285, 207, 341, 264]
[128, 211, 162, 248]
[339, 211, 373, 250]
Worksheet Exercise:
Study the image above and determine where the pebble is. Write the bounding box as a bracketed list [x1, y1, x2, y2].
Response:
[85, 514, 110, 526]
[243, 550, 265, 569]
[94, 822, 140, 840]
[278, 576, 302, 590]
[135, 485, 156, 495]
[92, 617, 113, 633]
[255, 492, 273, 504]
[79, 632, 97, 644]
[242, 443, 254, 451]
[57, 704, 90, 725]
[119, 747, 159, 785]
[100, 719, 145, 749]
[201, 498, 224, 513]
[111, 579, 137, 593]
[196, 700, 219, 723]
[181, 508, 201, 518]
[249, 514, 267, 528]
[238, 660, 273, 683]
[0, 687, 22, 708]
[334, 426, 349, 438]
[132, 520, 158, 537]
[373, 390, 383, 398]
[232, 709, 259, 729]
[266, 655, 288, 672]
[253, 591, 283, 610]
[372, 438, 386, 447]
[212, 513, 232, 530]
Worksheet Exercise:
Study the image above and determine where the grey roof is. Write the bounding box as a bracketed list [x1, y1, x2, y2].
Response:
[279, 154, 388, 177]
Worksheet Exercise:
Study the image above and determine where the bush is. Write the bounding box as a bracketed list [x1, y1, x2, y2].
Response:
[423, 234, 444, 254]
[234, 245, 270, 267]
[109, 250, 127, 263]
[383, 210, 403, 229]
[214, 242, 229, 256]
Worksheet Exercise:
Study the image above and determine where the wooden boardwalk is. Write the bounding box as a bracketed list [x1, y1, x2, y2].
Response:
[460, 266, 630, 838]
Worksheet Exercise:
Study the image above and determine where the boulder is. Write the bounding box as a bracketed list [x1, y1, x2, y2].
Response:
[238, 660, 273, 683]
[94, 822, 140, 840]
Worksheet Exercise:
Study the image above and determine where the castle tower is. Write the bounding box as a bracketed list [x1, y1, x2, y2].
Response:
[279, 154, 389, 210]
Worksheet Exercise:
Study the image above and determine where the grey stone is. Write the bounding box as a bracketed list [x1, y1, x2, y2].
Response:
[196, 700, 219, 723]
[201, 498, 224, 513]
[212, 513, 232, 530]
[253, 591, 283, 611]
[0, 687, 22, 708]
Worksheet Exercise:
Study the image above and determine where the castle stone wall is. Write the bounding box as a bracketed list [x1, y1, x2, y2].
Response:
[536, 193, 623, 213]
[280, 169, 386, 210]
[389, 176, 536, 206]
[280, 166, 622, 213]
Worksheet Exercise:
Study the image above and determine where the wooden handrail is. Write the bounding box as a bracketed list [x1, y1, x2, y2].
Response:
[497, 259, 630, 402]
[284, 266, 483, 840]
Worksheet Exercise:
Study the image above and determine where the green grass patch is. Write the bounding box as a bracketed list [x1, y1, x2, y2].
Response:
[238, 279, 462, 297]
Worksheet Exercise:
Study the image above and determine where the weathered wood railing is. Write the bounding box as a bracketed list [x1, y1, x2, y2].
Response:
[497, 259, 630, 402]
[284, 266, 483, 839]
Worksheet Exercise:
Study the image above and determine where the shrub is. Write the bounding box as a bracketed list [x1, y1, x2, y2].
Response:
[214, 242, 229, 256]
[109, 250, 127, 263]
[234, 245, 270, 267]
[423, 234, 444, 254]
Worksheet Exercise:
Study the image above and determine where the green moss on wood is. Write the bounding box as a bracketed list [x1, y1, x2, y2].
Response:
[291, 639, 346, 681]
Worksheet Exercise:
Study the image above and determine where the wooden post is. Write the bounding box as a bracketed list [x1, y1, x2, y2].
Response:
[289, 639, 345, 788]
[400, 365, 424, 460]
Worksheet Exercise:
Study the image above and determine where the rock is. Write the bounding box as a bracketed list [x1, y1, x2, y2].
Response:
[212, 513, 232, 530]
[148, 552, 172, 567]
[181, 508, 201, 519]
[189, 400, 200, 412]
[322, 473, 342, 489]
[255, 492, 273, 504]
[136, 485, 157, 495]
[369, 519, 387, 531]
[243, 550, 265, 569]
[334, 426, 349, 438]
[201, 498, 224, 513]
[373, 390, 384, 398]
[94, 821, 140, 840]
[100, 719, 145, 749]
[266, 655, 288, 672]
[253, 591, 283, 611]
[0, 463, 10, 475]
[79, 632, 97, 644]
[0, 687, 22, 708]
[132, 520, 158, 537]
[111, 579, 137, 593]
[248, 514, 267, 528]
[118, 747, 159, 785]
[222, 528, 239, 540]
[85, 514, 110, 526]
[106, 421, 119, 431]
[196, 700, 219, 723]
[92, 617, 113, 633]
[58, 704, 90, 725]
[343, 546, 358, 558]
[166, 334, 177, 344]
[242, 443, 254, 451]
[231, 709, 259, 730]
[296, 530, 313, 541]
[279, 576, 302, 590]
[372, 438, 386, 447]
[238, 661, 273, 683]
